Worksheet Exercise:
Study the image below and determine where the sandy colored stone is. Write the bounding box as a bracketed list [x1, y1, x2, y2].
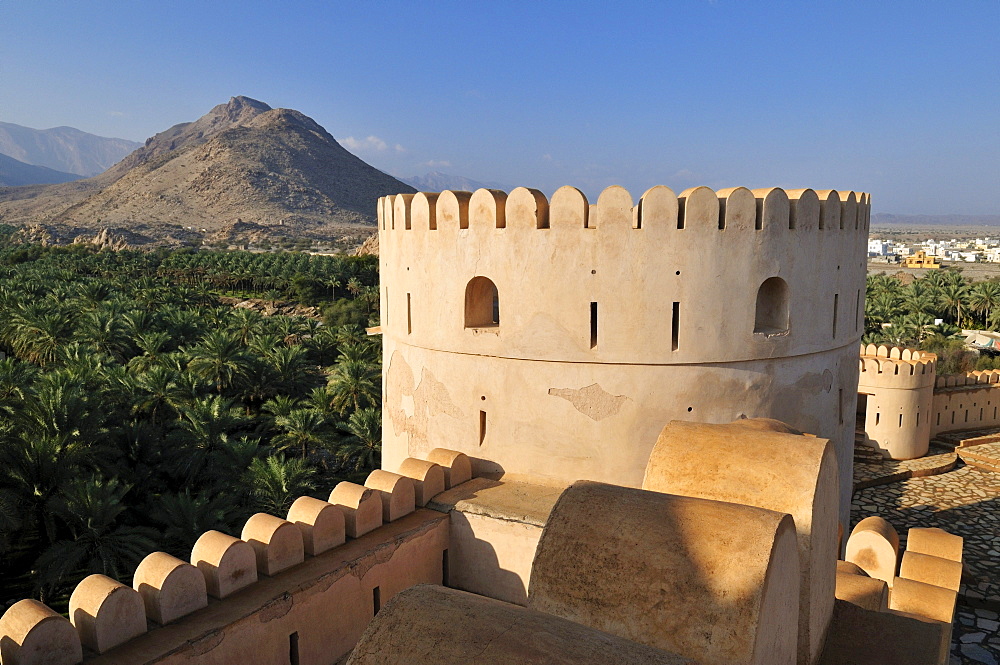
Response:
[425, 448, 472, 489]
[643, 418, 838, 665]
[818, 599, 950, 665]
[242, 513, 305, 576]
[834, 571, 888, 612]
[190, 530, 258, 599]
[346, 585, 694, 665]
[286, 495, 345, 555]
[857, 347, 936, 460]
[898, 551, 963, 592]
[0, 599, 82, 665]
[845, 516, 899, 587]
[365, 469, 416, 522]
[68, 574, 146, 654]
[906, 527, 963, 563]
[888, 577, 957, 624]
[395, 458, 445, 506]
[528, 481, 800, 665]
[132, 551, 207, 625]
[330, 482, 383, 538]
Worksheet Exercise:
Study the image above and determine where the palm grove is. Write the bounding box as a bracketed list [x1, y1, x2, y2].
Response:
[865, 268, 1000, 373]
[0, 233, 382, 609]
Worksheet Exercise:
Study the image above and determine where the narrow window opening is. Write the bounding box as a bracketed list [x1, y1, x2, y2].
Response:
[965, 410, 969, 422]
[290, 632, 300, 665]
[465, 277, 499, 328]
[876, 412, 880, 426]
[479, 410, 487, 445]
[832, 293, 839, 338]
[937, 413, 941, 426]
[754, 277, 789, 334]
[672, 302, 680, 351]
[406, 293, 412, 335]
[855, 290, 861, 332]
[590, 302, 598, 349]
[917, 412, 920, 426]
[442, 549, 450, 586]
[373, 586, 381, 616]
[838, 388, 844, 424]
[952, 411, 956, 425]
[677, 197, 686, 229]
[994, 406, 996, 419]
[635, 199, 643, 229]
[718, 199, 727, 230]
[899, 414, 903, 428]
[980, 408, 984, 420]
[755, 199, 764, 230]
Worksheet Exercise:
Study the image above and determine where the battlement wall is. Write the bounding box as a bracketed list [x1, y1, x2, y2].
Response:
[378, 185, 869, 366]
[0, 450, 473, 665]
[858, 345, 937, 391]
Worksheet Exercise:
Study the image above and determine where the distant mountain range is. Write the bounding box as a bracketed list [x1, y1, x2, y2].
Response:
[0, 97, 415, 246]
[0, 122, 141, 177]
[872, 213, 1000, 227]
[0, 152, 81, 187]
[401, 171, 506, 192]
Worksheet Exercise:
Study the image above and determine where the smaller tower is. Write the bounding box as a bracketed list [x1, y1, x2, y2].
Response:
[857, 345, 937, 459]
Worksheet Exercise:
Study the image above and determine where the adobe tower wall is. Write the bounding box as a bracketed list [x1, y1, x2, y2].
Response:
[379, 184, 869, 524]
[857, 346, 937, 460]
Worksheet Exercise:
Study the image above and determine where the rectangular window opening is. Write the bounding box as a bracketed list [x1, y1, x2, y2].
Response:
[899, 414, 903, 427]
[373, 586, 381, 616]
[442, 549, 450, 586]
[937, 413, 941, 426]
[677, 198, 686, 229]
[672, 302, 680, 352]
[590, 302, 598, 349]
[980, 408, 984, 421]
[832, 293, 839, 338]
[855, 290, 861, 332]
[839, 388, 844, 424]
[479, 410, 487, 446]
[876, 412, 880, 426]
[289, 632, 300, 665]
[406, 293, 412, 335]
[917, 412, 920, 426]
[718, 200, 727, 230]
[755, 199, 764, 230]
[965, 410, 969, 423]
[952, 411, 956, 425]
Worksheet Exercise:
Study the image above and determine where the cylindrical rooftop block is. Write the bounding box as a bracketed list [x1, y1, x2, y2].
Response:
[0, 599, 82, 665]
[396, 458, 445, 506]
[642, 419, 838, 665]
[190, 530, 258, 599]
[329, 482, 383, 538]
[365, 470, 416, 522]
[835, 560, 866, 576]
[528, 481, 800, 665]
[68, 574, 146, 654]
[888, 577, 957, 624]
[133, 551, 207, 625]
[899, 551, 963, 593]
[242, 513, 305, 576]
[906, 527, 963, 563]
[425, 448, 472, 489]
[287, 496, 345, 556]
[835, 571, 888, 612]
[845, 516, 899, 587]
[346, 584, 694, 665]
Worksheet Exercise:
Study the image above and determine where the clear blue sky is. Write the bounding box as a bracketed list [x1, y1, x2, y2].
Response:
[2, 1, 997, 215]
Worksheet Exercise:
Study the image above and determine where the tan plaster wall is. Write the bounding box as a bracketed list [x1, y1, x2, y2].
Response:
[379, 185, 868, 526]
[930, 386, 1000, 436]
[86, 510, 448, 665]
[857, 351, 936, 460]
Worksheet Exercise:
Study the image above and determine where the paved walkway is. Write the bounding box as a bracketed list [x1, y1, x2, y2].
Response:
[851, 463, 1000, 664]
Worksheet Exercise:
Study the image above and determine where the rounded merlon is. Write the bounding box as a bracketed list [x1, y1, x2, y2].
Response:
[68, 574, 147, 654]
[132, 551, 207, 625]
[287, 495, 345, 555]
[0, 599, 83, 665]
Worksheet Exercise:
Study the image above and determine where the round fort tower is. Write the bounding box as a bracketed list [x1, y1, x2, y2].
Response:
[378, 184, 869, 522]
[857, 345, 937, 460]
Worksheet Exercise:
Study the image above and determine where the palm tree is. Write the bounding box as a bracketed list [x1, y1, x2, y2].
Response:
[148, 490, 237, 556]
[326, 358, 380, 414]
[335, 407, 382, 472]
[244, 456, 316, 514]
[937, 282, 970, 326]
[968, 281, 1000, 328]
[185, 330, 252, 394]
[273, 408, 329, 459]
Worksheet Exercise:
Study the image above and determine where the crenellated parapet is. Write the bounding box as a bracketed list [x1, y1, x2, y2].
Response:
[935, 368, 1000, 390]
[858, 345, 937, 391]
[379, 185, 869, 366]
[0, 449, 472, 665]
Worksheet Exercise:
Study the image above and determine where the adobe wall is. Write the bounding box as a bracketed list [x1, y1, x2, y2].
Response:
[930, 370, 1000, 435]
[379, 184, 869, 525]
[857, 346, 936, 460]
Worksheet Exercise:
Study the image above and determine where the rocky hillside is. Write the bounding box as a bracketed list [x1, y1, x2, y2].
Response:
[0, 121, 140, 176]
[0, 97, 415, 247]
[0, 152, 81, 187]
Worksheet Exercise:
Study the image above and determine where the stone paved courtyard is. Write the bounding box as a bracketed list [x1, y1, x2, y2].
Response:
[851, 463, 1000, 664]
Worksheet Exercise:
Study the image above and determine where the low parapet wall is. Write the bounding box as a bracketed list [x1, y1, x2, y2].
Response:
[0, 450, 471, 665]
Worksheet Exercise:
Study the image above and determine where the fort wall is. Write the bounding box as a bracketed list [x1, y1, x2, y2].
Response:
[857, 346, 936, 459]
[379, 184, 870, 524]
